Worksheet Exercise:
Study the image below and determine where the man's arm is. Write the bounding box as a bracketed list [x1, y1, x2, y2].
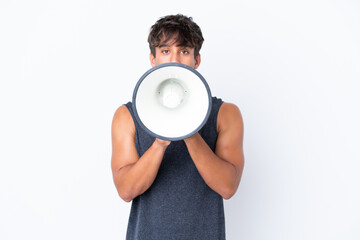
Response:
[184, 102, 244, 199]
[111, 105, 170, 202]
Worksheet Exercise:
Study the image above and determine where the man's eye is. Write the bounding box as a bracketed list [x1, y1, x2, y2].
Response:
[181, 50, 189, 54]
[162, 50, 169, 54]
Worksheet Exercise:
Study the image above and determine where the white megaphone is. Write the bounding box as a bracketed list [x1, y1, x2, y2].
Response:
[132, 62, 212, 141]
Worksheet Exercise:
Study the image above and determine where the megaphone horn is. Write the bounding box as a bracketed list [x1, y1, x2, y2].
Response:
[132, 62, 212, 141]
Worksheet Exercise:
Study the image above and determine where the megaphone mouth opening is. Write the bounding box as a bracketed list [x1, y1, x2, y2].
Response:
[156, 78, 189, 109]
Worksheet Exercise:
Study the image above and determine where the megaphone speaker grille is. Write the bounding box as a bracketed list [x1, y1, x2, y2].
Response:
[132, 63, 212, 141]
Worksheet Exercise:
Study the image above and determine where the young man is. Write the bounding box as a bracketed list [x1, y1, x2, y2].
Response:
[111, 14, 244, 240]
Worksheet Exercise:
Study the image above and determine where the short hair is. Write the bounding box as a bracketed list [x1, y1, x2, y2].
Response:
[148, 14, 204, 58]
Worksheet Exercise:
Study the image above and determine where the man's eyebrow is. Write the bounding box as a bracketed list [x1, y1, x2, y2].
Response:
[158, 44, 169, 48]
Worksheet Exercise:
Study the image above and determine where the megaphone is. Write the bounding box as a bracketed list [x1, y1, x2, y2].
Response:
[132, 62, 212, 141]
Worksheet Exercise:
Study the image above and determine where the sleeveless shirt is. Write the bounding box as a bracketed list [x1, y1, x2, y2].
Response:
[125, 97, 225, 240]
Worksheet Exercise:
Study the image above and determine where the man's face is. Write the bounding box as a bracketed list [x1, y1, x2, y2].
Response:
[150, 39, 201, 69]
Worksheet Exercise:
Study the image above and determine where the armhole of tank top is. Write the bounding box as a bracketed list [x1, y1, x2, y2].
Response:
[214, 100, 224, 135]
[124, 103, 139, 151]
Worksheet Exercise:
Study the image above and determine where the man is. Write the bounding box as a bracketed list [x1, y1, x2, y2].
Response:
[111, 14, 244, 240]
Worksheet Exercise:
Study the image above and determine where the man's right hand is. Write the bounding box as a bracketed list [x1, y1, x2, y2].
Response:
[154, 138, 171, 149]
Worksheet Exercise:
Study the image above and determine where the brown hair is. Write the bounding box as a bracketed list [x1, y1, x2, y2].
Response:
[148, 14, 204, 58]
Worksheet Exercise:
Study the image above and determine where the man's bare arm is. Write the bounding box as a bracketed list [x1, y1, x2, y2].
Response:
[111, 105, 170, 202]
[184, 103, 244, 199]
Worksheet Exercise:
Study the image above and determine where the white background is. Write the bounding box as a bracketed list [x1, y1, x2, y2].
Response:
[1, 0, 359, 239]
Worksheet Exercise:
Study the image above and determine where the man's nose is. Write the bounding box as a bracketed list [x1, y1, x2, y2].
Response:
[169, 53, 180, 63]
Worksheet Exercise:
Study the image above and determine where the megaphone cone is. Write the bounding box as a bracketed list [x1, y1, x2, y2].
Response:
[132, 62, 212, 141]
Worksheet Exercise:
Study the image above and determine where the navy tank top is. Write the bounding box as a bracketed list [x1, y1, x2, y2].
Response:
[125, 97, 225, 240]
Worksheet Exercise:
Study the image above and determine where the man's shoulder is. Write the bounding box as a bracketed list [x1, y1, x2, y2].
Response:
[213, 96, 240, 115]
[112, 103, 135, 128]
[217, 101, 243, 131]
[219, 102, 240, 112]
[114, 103, 130, 116]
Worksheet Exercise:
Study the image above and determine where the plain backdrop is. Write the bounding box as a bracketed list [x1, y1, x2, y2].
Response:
[0, 0, 359, 239]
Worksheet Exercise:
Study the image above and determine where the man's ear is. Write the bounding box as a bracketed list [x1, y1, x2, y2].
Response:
[194, 54, 201, 69]
[150, 53, 156, 67]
